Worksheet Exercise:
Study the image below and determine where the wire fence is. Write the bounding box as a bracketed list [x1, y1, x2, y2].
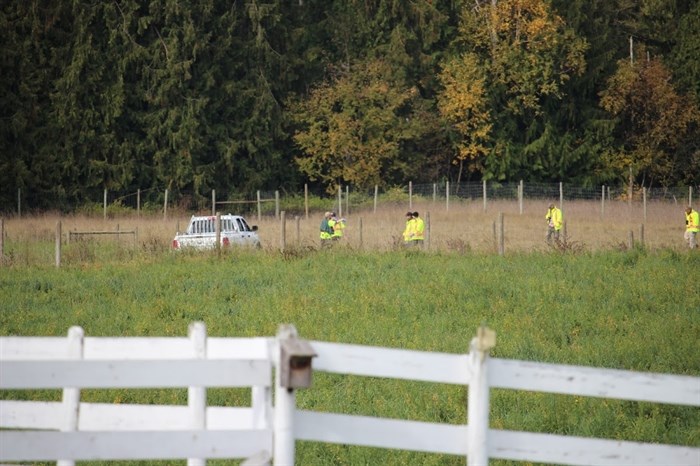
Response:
[8, 182, 698, 218]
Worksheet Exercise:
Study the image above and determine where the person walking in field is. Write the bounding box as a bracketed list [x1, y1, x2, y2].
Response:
[545, 203, 563, 244]
[332, 213, 346, 241]
[411, 212, 425, 247]
[320, 211, 334, 247]
[402, 211, 415, 246]
[685, 206, 699, 249]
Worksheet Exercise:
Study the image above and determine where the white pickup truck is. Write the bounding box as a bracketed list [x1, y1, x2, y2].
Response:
[172, 214, 261, 250]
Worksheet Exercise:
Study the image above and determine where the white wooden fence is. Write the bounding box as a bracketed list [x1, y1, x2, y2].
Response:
[1, 324, 698, 465]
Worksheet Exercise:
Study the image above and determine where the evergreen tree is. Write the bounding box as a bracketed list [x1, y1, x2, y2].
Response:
[0, 2, 72, 209]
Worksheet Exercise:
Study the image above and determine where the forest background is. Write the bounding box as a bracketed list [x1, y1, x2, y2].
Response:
[1, 0, 699, 213]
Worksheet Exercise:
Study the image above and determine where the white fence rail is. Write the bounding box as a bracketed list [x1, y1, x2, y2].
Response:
[1, 324, 698, 465]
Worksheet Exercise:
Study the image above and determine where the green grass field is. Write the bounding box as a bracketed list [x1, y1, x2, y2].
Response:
[1, 247, 699, 465]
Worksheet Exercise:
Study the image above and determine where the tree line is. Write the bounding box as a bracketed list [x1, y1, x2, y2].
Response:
[1, 0, 698, 212]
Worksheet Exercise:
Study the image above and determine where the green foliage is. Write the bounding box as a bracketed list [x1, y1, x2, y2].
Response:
[1, 250, 698, 465]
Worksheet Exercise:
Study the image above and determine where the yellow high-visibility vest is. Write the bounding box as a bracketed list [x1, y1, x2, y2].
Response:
[546, 207, 563, 231]
[687, 210, 699, 233]
[412, 218, 425, 241]
[403, 218, 415, 242]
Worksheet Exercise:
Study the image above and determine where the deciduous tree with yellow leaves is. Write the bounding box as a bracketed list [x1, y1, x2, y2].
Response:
[600, 54, 700, 187]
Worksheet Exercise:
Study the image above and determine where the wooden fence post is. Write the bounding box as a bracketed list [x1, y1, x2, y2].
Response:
[295, 216, 301, 245]
[628, 231, 634, 249]
[304, 184, 309, 220]
[492, 221, 497, 252]
[409, 181, 413, 210]
[280, 211, 286, 252]
[498, 213, 505, 256]
[639, 224, 645, 247]
[215, 212, 221, 253]
[467, 326, 495, 466]
[57, 325, 84, 466]
[275, 191, 280, 220]
[55, 221, 62, 268]
[359, 217, 364, 250]
[425, 212, 430, 250]
[483, 180, 487, 213]
[188, 322, 207, 466]
[257, 191, 262, 222]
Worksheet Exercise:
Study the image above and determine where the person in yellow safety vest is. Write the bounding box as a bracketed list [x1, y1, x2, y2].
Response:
[402, 211, 415, 246]
[411, 212, 425, 246]
[328, 214, 337, 238]
[320, 211, 334, 247]
[545, 203, 563, 244]
[685, 206, 699, 249]
[332, 214, 346, 240]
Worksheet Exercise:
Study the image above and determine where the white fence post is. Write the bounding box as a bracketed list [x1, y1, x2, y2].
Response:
[337, 186, 342, 218]
[57, 326, 84, 466]
[467, 326, 496, 466]
[690, 186, 693, 207]
[55, 221, 62, 268]
[518, 180, 523, 215]
[188, 322, 207, 466]
[373, 185, 378, 214]
[446, 181, 450, 212]
[163, 188, 168, 221]
[274, 325, 297, 466]
[252, 331, 273, 431]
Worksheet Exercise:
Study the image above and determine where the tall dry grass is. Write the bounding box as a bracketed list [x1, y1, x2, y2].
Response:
[258, 198, 687, 253]
[0, 198, 691, 263]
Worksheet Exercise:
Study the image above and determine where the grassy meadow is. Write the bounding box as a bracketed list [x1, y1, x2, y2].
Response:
[1, 202, 699, 465]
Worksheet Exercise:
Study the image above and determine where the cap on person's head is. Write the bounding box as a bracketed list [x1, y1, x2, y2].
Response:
[325, 211, 332, 217]
[406, 211, 413, 217]
[549, 203, 555, 209]
[687, 206, 693, 213]
[413, 212, 419, 217]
